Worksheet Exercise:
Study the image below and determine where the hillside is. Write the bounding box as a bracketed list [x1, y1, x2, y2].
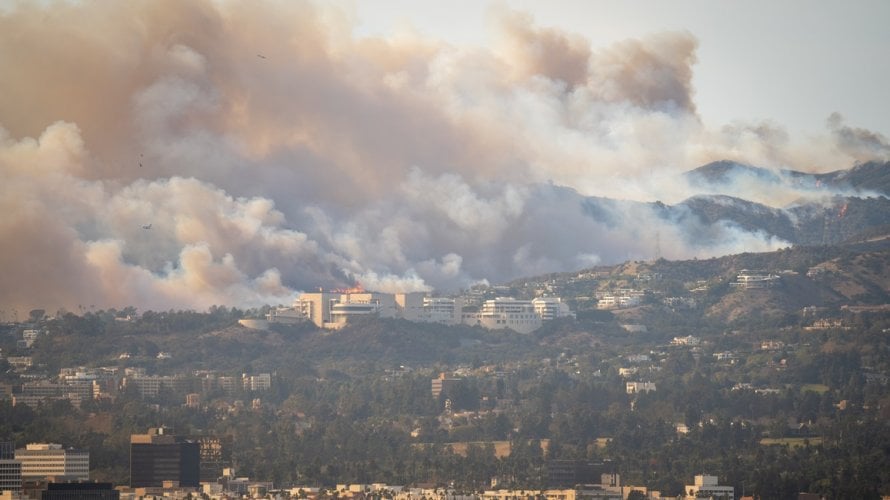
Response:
[686, 159, 890, 196]
[510, 240, 890, 331]
[6, 241, 890, 497]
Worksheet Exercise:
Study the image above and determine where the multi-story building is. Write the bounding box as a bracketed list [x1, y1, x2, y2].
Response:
[0, 442, 21, 494]
[298, 290, 572, 333]
[463, 298, 542, 334]
[12, 379, 94, 409]
[683, 474, 734, 499]
[297, 292, 339, 327]
[430, 373, 462, 400]
[130, 428, 199, 488]
[217, 376, 238, 395]
[596, 294, 643, 310]
[12, 381, 65, 408]
[122, 375, 186, 399]
[298, 291, 426, 328]
[532, 298, 575, 321]
[196, 436, 231, 483]
[731, 269, 780, 289]
[242, 373, 271, 392]
[15, 443, 89, 481]
[6, 356, 33, 371]
[545, 460, 608, 488]
[422, 297, 463, 324]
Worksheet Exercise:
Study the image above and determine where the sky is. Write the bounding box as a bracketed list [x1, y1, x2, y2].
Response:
[351, 0, 890, 138]
[0, 0, 888, 315]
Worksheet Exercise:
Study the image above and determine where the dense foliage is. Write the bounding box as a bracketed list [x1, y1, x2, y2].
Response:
[3, 244, 890, 499]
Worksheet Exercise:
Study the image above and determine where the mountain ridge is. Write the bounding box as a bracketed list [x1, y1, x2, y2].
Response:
[576, 160, 890, 256]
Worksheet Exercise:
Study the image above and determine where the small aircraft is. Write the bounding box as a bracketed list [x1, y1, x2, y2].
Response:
[257, 53, 267, 59]
[142, 223, 152, 230]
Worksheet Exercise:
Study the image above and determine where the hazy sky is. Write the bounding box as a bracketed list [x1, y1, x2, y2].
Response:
[350, 0, 890, 139]
[0, 0, 887, 314]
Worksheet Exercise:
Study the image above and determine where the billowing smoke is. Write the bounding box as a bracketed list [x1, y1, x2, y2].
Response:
[0, 1, 883, 313]
[827, 112, 890, 162]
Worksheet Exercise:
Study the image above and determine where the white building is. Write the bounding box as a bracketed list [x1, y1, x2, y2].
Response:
[15, 443, 89, 481]
[422, 297, 463, 324]
[462, 297, 543, 334]
[531, 297, 575, 320]
[297, 291, 425, 329]
[21, 329, 40, 348]
[671, 335, 701, 346]
[298, 291, 571, 333]
[626, 382, 656, 394]
[596, 294, 642, 310]
[618, 367, 639, 378]
[684, 474, 733, 499]
[731, 269, 780, 289]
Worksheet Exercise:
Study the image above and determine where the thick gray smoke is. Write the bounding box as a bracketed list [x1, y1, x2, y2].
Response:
[0, 1, 883, 313]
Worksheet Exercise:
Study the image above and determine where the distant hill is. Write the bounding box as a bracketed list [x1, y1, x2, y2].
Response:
[685, 160, 784, 187]
[686, 159, 890, 196]
[579, 160, 890, 249]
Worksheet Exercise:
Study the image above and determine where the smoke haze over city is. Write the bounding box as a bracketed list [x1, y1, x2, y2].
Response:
[1, 0, 888, 313]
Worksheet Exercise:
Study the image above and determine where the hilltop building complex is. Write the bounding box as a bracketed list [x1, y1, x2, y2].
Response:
[273, 290, 574, 334]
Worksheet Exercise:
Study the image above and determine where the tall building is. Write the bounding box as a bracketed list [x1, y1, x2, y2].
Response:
[0, 441, 21, 494]
[196, 436, 231, 483]
[15, 443, 89, 481]
[130, 428, 199, 488]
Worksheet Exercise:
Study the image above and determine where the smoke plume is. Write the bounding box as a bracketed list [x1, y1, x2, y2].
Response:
[0, 1, 884, 313]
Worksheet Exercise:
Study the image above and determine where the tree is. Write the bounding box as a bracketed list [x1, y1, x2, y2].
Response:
[28, 309, 46, 322]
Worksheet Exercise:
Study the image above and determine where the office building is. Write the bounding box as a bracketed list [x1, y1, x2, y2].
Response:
[197, 436, 231, 483]
[0, 442, 21, 494]
[16, 443, 89, 481]
[130, 428, 199, 488]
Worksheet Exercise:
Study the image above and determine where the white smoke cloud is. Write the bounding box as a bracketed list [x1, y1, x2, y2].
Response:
[0, 1, 884, 313]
